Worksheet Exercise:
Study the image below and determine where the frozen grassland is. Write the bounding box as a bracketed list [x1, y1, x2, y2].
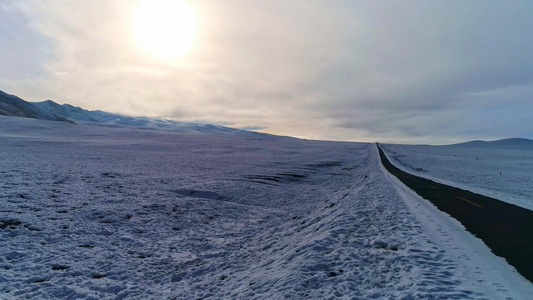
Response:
[0, 116, 531, 299]
[381, 143, 533, 211]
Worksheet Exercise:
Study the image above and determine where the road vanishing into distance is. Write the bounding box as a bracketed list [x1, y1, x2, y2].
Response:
[377, 144, 533, 283]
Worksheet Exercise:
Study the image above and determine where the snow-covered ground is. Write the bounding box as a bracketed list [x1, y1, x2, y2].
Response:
[1, 116, 531, 299]
[381, 142, 533, 211]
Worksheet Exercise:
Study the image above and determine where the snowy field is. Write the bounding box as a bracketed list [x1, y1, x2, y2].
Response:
[1, 116, 531, 299]
[381, 142, 533, 211]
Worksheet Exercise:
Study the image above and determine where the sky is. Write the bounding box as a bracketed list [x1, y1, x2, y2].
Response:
[1, 0, 533, 144]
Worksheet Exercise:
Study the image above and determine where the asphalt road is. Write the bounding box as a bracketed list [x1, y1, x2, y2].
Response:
[377, 144, 533, 283]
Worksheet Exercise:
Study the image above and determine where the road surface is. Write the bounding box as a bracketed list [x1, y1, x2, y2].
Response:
[377, 144, 533, 283]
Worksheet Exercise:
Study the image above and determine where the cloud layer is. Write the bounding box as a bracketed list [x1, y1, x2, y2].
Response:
[1, 0, 533, 143]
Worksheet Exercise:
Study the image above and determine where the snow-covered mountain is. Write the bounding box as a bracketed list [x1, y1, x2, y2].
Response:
[32, 100, 97, 122]
[449, 138, 533, 150]
[450, 138, 533, 150]
[32, 99, 248, 135]
[0, 90, 265, 136]
[0, 90, 70, 122]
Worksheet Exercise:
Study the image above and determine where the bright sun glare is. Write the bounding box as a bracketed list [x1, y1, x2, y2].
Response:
[134, 0, 197, 60]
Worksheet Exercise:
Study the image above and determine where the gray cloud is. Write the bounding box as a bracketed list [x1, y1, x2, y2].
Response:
[0, 2, 51, 84]
[2, 0, 533, 143]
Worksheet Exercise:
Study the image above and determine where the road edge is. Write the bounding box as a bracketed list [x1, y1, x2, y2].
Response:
[376, 143, 533, 299]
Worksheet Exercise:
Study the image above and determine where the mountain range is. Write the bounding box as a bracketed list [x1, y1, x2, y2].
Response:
[0, 90, 70, 122]
[0, 90, 263, 136]
[2, 89, 532, 146]
[449, 138, 533, 150]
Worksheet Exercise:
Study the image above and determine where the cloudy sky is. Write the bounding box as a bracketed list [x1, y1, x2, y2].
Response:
[1, 0, 533, 143]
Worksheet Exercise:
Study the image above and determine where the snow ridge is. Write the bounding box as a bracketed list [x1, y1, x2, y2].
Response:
[449, 138, 533, 150]
[0, 91, 69, 122]
[0, 90, 268, 137]
[32, 99, 260, 136]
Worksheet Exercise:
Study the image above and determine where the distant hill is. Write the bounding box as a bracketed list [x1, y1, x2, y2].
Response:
[0, 90, 267, 137]
[32, 100, 249, 135]
[450, 138, 533, 150]
[32, 100, 97, 122]
[0, 91, 70, 122]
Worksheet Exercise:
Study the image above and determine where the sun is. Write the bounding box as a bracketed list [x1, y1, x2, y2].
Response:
[134, 0, 198, 60]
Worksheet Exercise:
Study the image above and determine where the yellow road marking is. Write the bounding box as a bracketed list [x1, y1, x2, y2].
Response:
[458, 196, 483, 208]
[428, 185, 438, 190]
